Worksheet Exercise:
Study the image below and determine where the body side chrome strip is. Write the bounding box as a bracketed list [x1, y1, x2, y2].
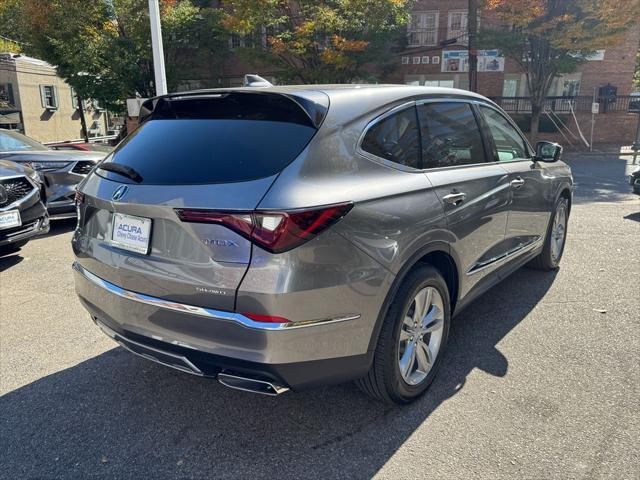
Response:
[467, 237, 543, 275]
[73, 262, 360, 331]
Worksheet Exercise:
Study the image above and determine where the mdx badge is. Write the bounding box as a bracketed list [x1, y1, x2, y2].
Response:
[203, 238, 239, 247]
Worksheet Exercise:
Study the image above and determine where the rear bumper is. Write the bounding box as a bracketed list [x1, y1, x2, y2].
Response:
[73, 262, 373, 389]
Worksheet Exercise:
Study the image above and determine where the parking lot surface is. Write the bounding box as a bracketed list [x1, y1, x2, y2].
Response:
[1, 156, 639, 480]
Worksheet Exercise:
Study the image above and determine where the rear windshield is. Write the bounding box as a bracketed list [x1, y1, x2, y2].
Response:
[98, 93, 318, 184]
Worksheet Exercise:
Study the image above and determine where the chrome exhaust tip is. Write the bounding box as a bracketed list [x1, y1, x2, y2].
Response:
[217, 372, 289, 396]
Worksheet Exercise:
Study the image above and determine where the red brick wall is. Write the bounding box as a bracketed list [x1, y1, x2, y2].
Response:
[392, 2, 640, 96]
[534, 112, 639, 148]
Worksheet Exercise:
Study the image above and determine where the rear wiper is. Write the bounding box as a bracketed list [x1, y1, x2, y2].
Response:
[98, 163, 143, 183]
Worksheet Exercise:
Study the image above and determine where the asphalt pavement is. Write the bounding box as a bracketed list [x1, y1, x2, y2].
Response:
[1, 156, 638, 480]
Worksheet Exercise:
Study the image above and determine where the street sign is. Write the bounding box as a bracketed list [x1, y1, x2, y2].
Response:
[591, 102, 600, 114]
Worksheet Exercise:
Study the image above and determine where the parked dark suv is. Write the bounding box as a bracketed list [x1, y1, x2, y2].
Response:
[72, 86, 572, 403]
[0, 159, 49, 254]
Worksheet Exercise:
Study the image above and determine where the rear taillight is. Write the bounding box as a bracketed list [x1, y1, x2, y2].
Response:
[175, 202, 353, 254]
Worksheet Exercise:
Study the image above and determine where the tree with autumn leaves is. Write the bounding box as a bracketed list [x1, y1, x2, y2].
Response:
[221, 0, 411, 84]
[0, 0, 227, 112]
[481, 0, 640, 139]
[1, 0, 410, 108]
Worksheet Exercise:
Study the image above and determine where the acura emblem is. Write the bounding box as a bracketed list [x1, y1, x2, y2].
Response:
[0, 185, 7, 204]
[112, 185, 129, 201]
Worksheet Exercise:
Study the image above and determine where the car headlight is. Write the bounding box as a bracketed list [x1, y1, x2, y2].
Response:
[28, 161, 72, 171]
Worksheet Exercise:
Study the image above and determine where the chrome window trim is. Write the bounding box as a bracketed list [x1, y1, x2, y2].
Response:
[73, 262, 361, 331]
[354, 96, 536, 174]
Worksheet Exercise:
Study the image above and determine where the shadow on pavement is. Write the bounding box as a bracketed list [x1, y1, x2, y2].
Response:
[0, 253, 23, 272]
[623, 211, 640, 222]
[565, 157, 636, 204]
[40, 218, 77, 238]
[0, 268, 557, 479]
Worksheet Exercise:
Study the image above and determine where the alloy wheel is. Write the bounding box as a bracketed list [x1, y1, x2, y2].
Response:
[398, 286, 445, 386]
[551, 201, 567, 262]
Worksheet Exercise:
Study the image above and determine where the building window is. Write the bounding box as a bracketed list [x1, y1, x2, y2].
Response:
[0, 83, 14, 105]
[447, 10, 479, 45]
[424, 79, 455, 88]
[408, 11, 439, 46]
[40, 85, 58, 110]
[230, 31, 262, 50]
[230, 34, 242, 49]
[561, 78, 581, 97]
[432, 56, 440, 64]
[421, 56, 430, 64]
[401, 56, 409, 65]
[448, 10, 467, 43]
[413, 56, 421, 64]
[502, 79, 518, 97]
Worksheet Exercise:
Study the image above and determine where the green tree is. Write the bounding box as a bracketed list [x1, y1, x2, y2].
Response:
[222, 0, 411, 84]
[481, 0, 640, 140]
[1, 0, 227, 113]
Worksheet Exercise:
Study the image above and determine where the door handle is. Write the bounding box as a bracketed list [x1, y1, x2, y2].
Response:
[510, 177, 525, 189]
[442, 192, 467, 206]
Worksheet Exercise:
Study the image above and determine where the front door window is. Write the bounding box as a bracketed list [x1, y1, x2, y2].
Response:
[480, 106, 528, 162]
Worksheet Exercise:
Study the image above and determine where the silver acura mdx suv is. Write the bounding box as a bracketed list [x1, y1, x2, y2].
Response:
[72, 85, 572, 403]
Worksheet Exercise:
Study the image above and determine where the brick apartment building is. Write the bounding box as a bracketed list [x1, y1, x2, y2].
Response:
[214, 1, 640, 146]
[390, 1, 639, 96]
[385, 0, 640, 145]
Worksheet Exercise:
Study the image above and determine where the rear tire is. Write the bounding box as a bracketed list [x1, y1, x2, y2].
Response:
[356, 265, 450, 404]
[529, 196, 569, 271]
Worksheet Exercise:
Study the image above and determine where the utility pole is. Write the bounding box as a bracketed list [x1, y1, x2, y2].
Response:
[148, 0, 167, 96]
[76, 93, 89, 142]
[468, 0, 478, 92]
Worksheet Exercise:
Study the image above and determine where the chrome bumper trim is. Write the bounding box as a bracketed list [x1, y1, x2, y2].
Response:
[73, 262, 360, 331]
[46, 199, 75, 207]
[218, 372, 289, 396]
[95, 319, 204, 376]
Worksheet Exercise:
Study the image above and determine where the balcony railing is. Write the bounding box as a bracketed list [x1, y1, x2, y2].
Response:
[489, 95, 639, 114]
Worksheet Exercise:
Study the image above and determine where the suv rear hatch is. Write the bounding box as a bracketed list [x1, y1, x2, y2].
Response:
[74, 90, 328, 311]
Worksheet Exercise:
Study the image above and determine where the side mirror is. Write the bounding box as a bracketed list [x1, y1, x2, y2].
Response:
[534, 141, 562, 162]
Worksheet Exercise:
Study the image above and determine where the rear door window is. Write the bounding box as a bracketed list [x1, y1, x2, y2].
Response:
[98, 93, 319, 185]
[417, 102, 486, 169]
[360, 107, 420, 169]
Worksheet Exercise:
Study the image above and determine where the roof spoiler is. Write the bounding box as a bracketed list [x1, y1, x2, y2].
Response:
[138, 89, 329, 130]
